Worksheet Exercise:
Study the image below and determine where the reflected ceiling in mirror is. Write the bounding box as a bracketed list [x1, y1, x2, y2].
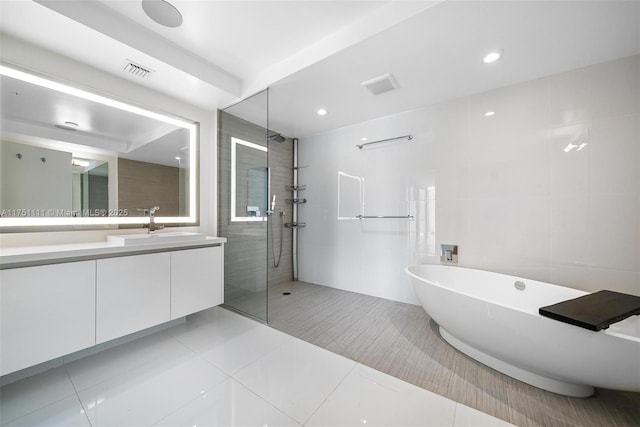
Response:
[0, 64, 198, 229]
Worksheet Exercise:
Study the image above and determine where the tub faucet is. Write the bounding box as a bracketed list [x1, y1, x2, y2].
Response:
[440, 244, 458, 264]
[140, 206, 164, 233]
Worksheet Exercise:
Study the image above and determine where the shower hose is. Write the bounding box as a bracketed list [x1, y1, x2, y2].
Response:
[271, 211, 284, 268]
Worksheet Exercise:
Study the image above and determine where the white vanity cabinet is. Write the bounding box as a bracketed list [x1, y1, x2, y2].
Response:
[0, 239, 225, 376]
[96, 252, 171, 344]
[170, 246, 223, 319]
[0, 261, 96, 376]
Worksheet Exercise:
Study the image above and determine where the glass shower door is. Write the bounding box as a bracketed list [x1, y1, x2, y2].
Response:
[218, 89, 269, 322]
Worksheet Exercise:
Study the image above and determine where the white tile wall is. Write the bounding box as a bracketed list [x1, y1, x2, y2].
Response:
[298, 55, 640, 302]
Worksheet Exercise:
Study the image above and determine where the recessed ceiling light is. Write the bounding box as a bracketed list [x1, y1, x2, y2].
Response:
[142, 0, 183, 28]
[484, 111, 495, 117]
[175, 156, 181, 160]
[55, 121, 79, 131]
[482, 50, 502, 64]
[360, 137, 368, 141]
[316, 108, 328, 116]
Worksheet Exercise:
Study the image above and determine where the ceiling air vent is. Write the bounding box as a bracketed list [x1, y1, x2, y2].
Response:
[361, 73, 398, 96]
[123, 60, 154, 78]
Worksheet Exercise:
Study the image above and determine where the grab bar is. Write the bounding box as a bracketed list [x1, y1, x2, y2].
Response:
[356, 134, 413, 149]
[356, 215, 414, 220]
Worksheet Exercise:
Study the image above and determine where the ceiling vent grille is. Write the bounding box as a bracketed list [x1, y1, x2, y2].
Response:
[124, 61, 154, 78]
[361, 73, 398, 96]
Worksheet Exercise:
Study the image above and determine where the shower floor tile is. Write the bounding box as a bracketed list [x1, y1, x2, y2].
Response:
[268, 280, 640, 427]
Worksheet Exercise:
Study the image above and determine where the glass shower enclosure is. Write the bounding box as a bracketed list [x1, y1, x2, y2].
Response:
[218, 89, 270, 322]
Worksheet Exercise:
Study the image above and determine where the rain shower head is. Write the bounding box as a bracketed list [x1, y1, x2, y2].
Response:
[268, 133, 287, 143]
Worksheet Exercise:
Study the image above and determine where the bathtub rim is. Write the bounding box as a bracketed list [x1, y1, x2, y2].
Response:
[405, 264, 640, 342]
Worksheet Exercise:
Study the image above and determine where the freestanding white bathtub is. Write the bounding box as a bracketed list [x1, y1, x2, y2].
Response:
[405, 264, 640, 397]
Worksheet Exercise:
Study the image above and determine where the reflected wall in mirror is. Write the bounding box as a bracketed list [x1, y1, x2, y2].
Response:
[230, 137, 268, 222]
[0, 64, 198, 230]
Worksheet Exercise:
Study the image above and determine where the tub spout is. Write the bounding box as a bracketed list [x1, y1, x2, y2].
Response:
[440, 244, 458, 264]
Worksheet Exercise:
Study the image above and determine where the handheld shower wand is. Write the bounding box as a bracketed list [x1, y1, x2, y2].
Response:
[269, 194, 284, 268]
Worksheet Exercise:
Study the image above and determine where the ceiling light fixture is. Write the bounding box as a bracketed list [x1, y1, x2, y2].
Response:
[316, 108, 328, 116]
[142, 0, 183, 28]
[55, 121, 79, 131]
[72, 158, 91, 167]
[482, 50, 503, 64]
[484, 111, 495, 117]
[360, 137, 368, 141]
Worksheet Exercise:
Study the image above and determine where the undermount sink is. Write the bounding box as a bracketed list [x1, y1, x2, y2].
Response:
[107, 232, 206, 246]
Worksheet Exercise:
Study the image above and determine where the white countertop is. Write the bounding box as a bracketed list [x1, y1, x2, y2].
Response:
[0, 236, 226, 268]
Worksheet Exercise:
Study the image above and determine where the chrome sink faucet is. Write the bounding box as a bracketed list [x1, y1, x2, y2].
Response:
[139, 206, 164, 233]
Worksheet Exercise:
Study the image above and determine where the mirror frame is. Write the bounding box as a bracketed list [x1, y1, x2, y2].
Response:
[0, 64, 199, 229]
[230, 137, 268, 222]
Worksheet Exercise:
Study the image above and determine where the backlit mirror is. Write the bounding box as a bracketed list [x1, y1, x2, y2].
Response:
[230, 137, 268, 222]
[0, 64, 198, 230]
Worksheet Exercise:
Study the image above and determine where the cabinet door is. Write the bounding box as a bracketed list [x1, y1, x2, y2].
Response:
[171, 246, 223, 319]
[0, 261, 96, 375]
[96, 252, 170, 344]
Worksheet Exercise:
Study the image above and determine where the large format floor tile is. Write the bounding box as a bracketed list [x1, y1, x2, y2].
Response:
[453, 404, 516, 427]
[233, 337, 357, 424]
[2, 395, 90, 427]
[168, 306, 262, 353]
[307, 364, 457, 427]
[153, 378, 300, 427]
[76, 353, 227, 426]
[0, 367, 77, 425]
[1, 305, 521, 427]
[199, 324, 293, 376]
[65, 329, 191, 392]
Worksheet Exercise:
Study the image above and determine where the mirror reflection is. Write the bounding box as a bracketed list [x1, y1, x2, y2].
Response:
[0, 65, 198, 229]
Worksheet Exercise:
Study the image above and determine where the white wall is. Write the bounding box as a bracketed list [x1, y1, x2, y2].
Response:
[0, 35, 217, 247]
[298, 55, 639, 303]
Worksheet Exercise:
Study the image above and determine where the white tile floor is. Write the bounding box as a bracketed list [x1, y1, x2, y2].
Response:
[0, 307, 515, 427]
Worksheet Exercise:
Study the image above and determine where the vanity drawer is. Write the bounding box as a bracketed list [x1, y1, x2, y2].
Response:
[170, 246, 223, 319]
[96, 252, 170, 344]
[0, 261, 96, 376]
